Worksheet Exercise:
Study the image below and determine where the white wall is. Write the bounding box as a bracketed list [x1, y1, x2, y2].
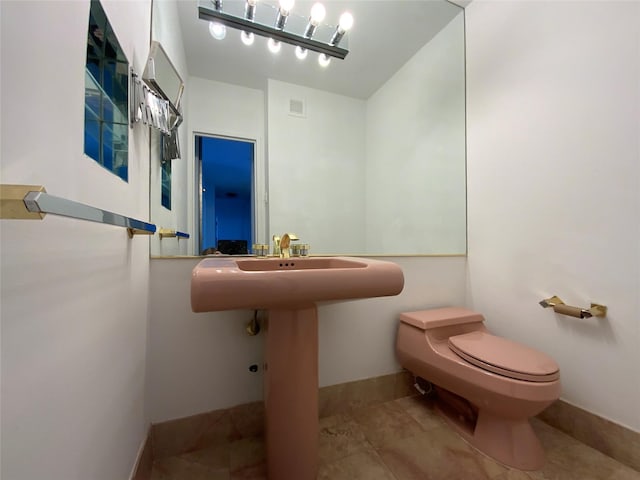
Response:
[466, 0, 640, 432]
[366, 12, 466, 254]
[186, 77, 267, 254]
[150, 0, 190, 257]
[147, 256, 466, 422]
[267, 79, 367, 254]
[1, 1, 152, 479]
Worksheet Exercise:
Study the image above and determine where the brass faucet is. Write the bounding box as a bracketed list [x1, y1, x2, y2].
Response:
[272, 235, 281, 257]
[279, 233, 299, 258]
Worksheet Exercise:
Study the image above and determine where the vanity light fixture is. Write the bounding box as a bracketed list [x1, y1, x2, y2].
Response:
[241, 0, 257, 44]
[209, 21, 227, 40]
[245, 0, 257, 21]
[240, 30, 255, 45]
[198, 0, 352, 61]
[304, 2, 326, 38]
[318, 53, 331, 67]
[267, 37, 282, 53]
[330, 11, 353, 47]
[295, 45, 308, 60]
[295, 2, 325, 61]
[275, 0, 294, 30]
[208, 0, 227, 40]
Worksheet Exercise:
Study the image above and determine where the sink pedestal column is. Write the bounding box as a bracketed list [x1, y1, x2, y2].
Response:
[265, 305, 318, 480]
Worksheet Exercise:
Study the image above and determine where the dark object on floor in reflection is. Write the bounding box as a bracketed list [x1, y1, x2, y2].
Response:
[216, 240, 248, 255]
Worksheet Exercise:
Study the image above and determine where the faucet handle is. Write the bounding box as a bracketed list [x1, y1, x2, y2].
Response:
[283, 232, 298, 240]
[280, 233, 298, 249]
[279, 233, 299, 258]
[272, 235, 281, 256]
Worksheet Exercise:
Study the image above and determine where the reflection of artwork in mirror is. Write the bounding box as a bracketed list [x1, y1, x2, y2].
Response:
[197, 135, 254, 255]
[84, 0, 129, 181]
[161, 158, 171, 210]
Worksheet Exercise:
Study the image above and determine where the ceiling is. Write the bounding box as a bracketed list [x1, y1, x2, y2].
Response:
[176, 0, 464, 99]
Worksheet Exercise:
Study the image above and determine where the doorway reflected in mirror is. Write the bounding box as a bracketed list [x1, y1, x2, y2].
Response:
[196, 135, 255, 255]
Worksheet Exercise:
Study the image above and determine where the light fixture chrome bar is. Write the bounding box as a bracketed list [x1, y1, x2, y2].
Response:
[330, 28, 345, 46]
[274, 9, 288, 30]
[303, 22, 317, 39]
[21, 189, 156, 234]
[199, 5, 348, 59]
[245, 2, 256, 20]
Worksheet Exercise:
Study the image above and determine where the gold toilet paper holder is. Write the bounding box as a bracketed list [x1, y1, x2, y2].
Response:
[539, 295, 607, 319]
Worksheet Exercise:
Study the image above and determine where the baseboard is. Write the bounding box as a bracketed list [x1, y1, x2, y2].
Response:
[150, 371, 414, 459]
[142, 373, 639, 473]
[129, 426, 153, 480]
[537, 399, 640, 472]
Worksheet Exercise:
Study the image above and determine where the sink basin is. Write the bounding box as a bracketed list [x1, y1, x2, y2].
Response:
[191, 256, 404, 311]
[235, 257, 366, 271]
[190, 255, 404, 480]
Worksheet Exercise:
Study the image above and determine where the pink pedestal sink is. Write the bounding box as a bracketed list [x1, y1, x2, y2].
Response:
[191, 256, 404, 479]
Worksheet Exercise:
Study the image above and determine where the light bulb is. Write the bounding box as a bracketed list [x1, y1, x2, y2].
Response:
[279, 0, 294, 13]
[240, 31, 255, 46]
[339, 12, 353, 32]
[309, 2, 326, 25]
[208, 21, 226, 40]
[267, 38, 281, 54]
[318, 53, 331, 67]
[295, 46, 308, 60]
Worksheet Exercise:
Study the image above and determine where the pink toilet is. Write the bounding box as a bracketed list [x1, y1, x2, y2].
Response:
[396, 307, 560, 470]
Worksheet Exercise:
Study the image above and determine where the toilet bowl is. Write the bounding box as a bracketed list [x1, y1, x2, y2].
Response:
[396, 307, 560, 471]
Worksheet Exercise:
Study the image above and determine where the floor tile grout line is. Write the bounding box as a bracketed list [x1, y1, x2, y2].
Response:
[369, 446, 402, 480]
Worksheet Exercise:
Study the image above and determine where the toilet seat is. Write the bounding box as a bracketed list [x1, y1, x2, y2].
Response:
[448, 331, 560, 382]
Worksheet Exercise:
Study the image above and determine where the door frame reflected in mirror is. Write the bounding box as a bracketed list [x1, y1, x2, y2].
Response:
[196, 133, 257, 256]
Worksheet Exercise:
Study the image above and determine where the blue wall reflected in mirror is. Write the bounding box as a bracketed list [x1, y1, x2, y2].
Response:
[197, 135, 254, 255]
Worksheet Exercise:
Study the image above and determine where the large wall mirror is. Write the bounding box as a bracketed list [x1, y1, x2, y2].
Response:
[150, 0, 466, 257]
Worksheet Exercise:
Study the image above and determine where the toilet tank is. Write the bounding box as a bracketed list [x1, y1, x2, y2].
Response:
[396, 307, 487, 374]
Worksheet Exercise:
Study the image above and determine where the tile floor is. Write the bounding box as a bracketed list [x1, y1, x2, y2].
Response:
[150, 395, 640, 480]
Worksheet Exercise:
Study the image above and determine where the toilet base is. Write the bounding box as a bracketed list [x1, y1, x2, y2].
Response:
[434, 390, 545, 471]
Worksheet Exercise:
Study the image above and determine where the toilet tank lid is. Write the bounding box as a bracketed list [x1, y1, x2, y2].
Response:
[400, 307, 484, 329]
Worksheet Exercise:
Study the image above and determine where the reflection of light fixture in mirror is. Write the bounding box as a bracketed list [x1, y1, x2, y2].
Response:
[330, 11, 353, 46]
[295, 46, 307, 60]
[268, 38, 281, 54]
[303, 2, 326, 39]
[318, 53, 331, 67]
[209, 21, 227, 40]
[275, 0, 294, 30]
[242, 0, 257, 46]
[245, 0, 257, 21]
[241, 30, 255, 45]
[210, 0, 226, 39]
[198, 1, 351, 61]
